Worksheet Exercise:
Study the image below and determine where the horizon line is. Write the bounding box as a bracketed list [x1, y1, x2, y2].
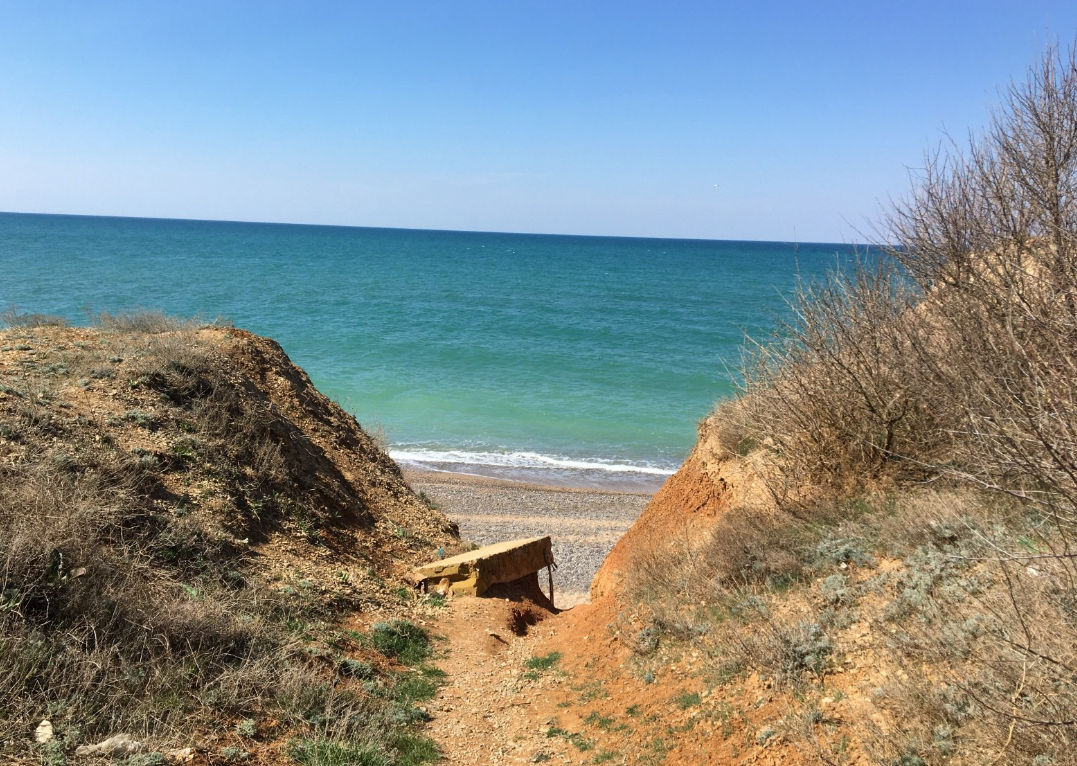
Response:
[0, 209, 863, 249]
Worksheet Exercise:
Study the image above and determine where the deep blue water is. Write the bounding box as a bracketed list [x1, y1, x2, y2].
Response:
[1, 212, 853, 489]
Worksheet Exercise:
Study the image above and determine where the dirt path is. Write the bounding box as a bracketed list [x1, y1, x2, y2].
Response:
[424, 591, 813, 766]
[425, 595, 555, 765]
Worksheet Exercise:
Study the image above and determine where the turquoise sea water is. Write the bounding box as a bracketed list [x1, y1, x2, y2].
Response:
[1, 213, 852, 490]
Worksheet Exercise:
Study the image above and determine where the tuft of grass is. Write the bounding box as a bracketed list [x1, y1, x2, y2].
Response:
[287, 739, 387, 766]
[583, 711, 615, 730]
[674, 692, 701, 710]
[369, 620, 432, 666]
[526, 651, 562, 671]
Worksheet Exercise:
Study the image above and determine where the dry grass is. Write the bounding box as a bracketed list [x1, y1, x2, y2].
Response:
[0, 315, 445, 764]
[629, 49, 1077, 759]
[1, 306, 67, 328]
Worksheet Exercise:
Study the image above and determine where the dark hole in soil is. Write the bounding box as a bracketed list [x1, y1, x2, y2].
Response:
[509, 606, 541, 636]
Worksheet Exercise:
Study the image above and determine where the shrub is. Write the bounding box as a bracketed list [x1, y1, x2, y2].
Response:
[0, 306, 67, 328]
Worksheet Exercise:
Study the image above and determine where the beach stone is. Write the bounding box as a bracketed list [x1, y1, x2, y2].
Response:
[409, 536, 554, 596]
[74, 733, 143, 757]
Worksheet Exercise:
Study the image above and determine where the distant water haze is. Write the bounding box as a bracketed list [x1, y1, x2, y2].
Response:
[1, 213, 854, 490]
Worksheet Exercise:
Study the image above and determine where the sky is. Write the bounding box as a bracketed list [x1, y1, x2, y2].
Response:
[1, 2, 1076, 242]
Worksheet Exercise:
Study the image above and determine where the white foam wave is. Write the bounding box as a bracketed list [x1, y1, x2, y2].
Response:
[389, 448, 676, 477]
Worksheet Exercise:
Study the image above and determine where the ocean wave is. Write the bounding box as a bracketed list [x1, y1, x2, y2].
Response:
[389, 448, 676, 477]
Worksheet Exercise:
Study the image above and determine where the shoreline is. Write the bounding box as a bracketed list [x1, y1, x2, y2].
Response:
[396, 458, 670, 494]
[405, 468, 656, 607]
[402, 467, 656, 496]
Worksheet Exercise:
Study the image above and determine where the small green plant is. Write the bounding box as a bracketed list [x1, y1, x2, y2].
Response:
[40, 739, 65, 766]
[123, 409, 156, 428]
[220, 746, 250, 762]
[526, 652, 562, 672]
[121, 755, 168, 766]
[370, 620, 432, 665]
[820, 574, 850, 605]
[545, 724, 593, 752]
[338, 658, 375, 679]
[782, 622, 833, 681]
[389, 731, 439, 766]
[235, 718, 257, 737]
[583, 711, 614, 730]
[674, 691, 701, 709]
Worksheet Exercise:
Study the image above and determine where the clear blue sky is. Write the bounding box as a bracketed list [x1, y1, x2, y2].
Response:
[2, 2, 1075, 242]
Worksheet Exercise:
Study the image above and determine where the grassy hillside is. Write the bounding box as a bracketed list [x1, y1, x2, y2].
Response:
[0, 313, 457, 765]
[612, 45, 1077, 765]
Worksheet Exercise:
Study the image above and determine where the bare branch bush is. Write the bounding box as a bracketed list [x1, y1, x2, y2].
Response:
[647, 43, 1077, 758]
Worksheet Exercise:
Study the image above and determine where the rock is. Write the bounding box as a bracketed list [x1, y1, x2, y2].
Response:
[74, 733, 143, 757]
[34, 720, 53, 744]
[165, 746, 197, 763]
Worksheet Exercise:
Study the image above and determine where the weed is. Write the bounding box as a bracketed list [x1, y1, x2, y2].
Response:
[545, 724, 593, 752]
[338, 658, 376, 679]
[526, 652, 562, 672]
[583, 711, 614, 730]
[673, 691, 700, 710]
[820, 574, 850, 605]
[573, 680, 609, 703]
[369, 621, 432, 665]
[287, 739, 387, 766]
[389, 731, 439, 766]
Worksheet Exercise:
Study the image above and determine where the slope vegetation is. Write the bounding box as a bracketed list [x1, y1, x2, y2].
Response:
[0, 314, 456, 765]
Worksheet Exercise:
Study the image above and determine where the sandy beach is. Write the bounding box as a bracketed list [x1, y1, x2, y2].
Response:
[404, 470, 652, 606]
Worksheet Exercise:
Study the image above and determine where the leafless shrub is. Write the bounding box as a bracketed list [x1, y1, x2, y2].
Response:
[728, 255, 951, 503]
[0, 306, 67, 328]
[93, 308, 192, 334]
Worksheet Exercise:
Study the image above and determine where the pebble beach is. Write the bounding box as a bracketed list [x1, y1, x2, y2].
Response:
[405, 470, 652, 606]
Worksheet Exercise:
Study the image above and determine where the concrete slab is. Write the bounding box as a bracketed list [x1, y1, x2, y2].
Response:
[409, 536, 555, 597]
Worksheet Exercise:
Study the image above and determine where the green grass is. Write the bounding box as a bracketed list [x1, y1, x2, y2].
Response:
[524, 651, 563, 680]
[545, 724, 593, 752]
[583, 711, 615, 730]
[390, 731, 440, 766]
[674, 692, 701, 709]
[526, 651, 562, 671]
[287, 739, 387, 766]
[370, 621, 432, 665]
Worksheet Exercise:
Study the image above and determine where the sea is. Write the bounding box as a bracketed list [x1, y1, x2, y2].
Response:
[0, 212, 854, 491]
